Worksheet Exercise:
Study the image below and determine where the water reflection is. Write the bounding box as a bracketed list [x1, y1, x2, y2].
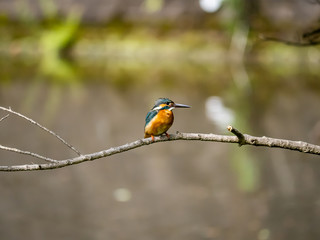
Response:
[0, 49, 320, 239]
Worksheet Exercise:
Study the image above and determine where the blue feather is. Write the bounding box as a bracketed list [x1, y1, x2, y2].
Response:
[145, 106, 172, 126]
[145, 110, 158, 126]
[153, 98, 172, 107]
[145, 98, 173, 127]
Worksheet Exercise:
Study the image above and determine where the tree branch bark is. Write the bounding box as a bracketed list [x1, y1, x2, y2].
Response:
[1, 130, 320, 172]
[0, 114, 9, 123]
[259, 34, 320, 46]
[1, 107, 320, 172]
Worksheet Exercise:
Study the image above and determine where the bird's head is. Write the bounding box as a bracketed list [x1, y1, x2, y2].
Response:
[152, 98, 191, 111]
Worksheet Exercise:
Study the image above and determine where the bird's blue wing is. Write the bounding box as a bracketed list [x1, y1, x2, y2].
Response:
[145, 110, 157, 127]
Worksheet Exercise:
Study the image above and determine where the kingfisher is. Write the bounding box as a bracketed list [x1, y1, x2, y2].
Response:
[144, 98, 191, 141]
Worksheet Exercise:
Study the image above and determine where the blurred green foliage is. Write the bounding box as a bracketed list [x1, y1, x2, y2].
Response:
[0, 0, 81, 81]
[39, 9, 81, 81]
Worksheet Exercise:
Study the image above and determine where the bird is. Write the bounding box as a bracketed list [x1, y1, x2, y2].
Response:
[144, 98, 190, 141]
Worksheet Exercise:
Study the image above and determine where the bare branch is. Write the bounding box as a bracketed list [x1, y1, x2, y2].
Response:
[0, 114, 9, 123]
[259, 34, 320, 46]
[0, 144, 57, 163]
[0, 106, 81, 156]
[0, 129, 320, 172]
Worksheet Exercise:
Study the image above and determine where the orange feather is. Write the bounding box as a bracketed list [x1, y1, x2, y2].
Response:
[144, 109, 174, 138]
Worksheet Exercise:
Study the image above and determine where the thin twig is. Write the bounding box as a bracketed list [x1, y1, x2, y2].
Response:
[0, 128, 320, 172]
[0, 106, 81, 156]
[0, 114, 9, 123]
[0, 144, 57, 163]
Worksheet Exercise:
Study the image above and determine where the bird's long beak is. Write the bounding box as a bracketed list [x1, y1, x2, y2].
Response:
[174, 103, 191, 108]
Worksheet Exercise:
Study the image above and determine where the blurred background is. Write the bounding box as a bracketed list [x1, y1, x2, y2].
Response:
[1, 0, 320, 239]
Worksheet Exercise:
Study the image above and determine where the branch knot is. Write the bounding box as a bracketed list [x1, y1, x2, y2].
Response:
[227, 125, 246, 146]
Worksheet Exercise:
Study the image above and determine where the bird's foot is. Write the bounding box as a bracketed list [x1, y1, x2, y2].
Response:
[165, 133, 170, 139]
[151, 135, 155, 142]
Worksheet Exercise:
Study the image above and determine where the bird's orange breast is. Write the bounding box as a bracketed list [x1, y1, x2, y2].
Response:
[144, 109, 174, 137]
